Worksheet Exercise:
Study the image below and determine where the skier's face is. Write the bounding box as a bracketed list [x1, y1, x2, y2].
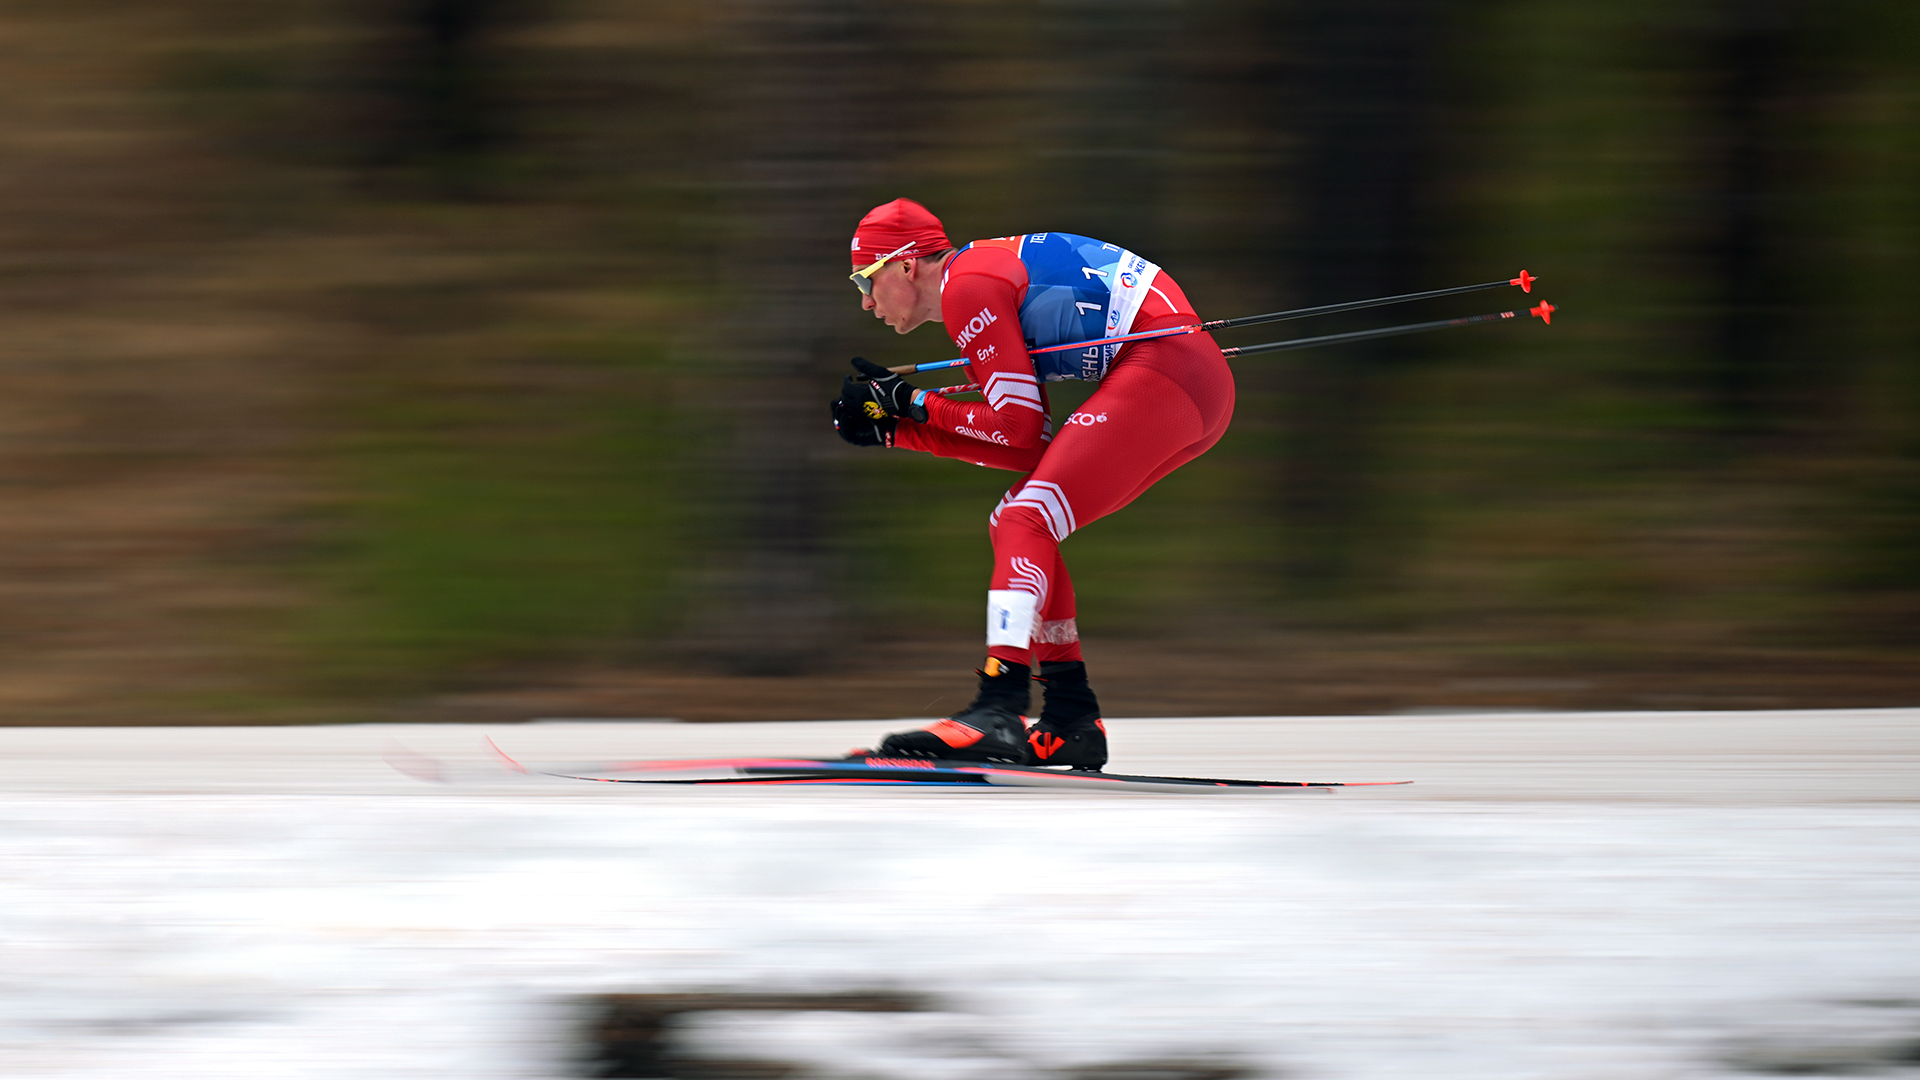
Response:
[861, 260, 923, 334]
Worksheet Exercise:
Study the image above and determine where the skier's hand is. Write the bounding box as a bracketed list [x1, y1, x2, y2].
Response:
[849, 356, 929, 424]
[830, 390, 895, 447]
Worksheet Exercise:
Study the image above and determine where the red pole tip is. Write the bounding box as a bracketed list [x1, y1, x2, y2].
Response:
[1530, 301, 1555, 325]
[1511, 269, 1535, 293]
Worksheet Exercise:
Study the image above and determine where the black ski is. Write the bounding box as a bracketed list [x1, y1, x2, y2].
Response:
[519, 752, 1410, 793]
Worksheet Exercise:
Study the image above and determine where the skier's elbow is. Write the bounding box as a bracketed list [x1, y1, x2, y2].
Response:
[998, 407, 1051, 449]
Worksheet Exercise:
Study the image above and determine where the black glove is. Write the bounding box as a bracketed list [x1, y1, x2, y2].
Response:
[830, 392, 895, 447]
[848, 356, 930, 424]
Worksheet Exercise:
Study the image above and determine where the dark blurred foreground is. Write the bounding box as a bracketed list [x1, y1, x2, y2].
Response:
[577, 991, 1249, 1079]
[0, 0, 1914, 723]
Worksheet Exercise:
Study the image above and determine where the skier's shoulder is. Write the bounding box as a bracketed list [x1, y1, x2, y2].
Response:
[944, 239, 1027, 285]
[940, 243, 1029, 328]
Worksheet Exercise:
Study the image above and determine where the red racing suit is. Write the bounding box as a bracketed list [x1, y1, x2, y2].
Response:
[891, 238, 1235, 667]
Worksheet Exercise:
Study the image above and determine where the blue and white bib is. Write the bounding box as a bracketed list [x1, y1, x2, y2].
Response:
[957, 233, 1161, 382]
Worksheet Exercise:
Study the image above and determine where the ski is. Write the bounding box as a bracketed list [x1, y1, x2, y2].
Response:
[512, 752, 1411, 793]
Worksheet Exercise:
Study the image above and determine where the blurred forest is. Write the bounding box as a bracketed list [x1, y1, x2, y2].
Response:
[1, 0, 1915, 724]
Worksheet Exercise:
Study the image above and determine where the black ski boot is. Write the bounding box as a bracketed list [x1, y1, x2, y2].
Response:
[874, 658, 1031, 763]
[1025, 660, 1108, 770]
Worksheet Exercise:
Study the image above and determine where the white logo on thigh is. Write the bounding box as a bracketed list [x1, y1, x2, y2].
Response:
[1066, 411, 1109, 427]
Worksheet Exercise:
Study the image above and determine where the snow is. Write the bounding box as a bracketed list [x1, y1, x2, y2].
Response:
[3, 710, 1919, 1079]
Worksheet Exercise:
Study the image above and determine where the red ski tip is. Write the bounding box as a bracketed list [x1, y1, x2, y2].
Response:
[1530, 301, 1556, 324]
[1511, 269, 1536, 293]
[486, 736, 528, 774]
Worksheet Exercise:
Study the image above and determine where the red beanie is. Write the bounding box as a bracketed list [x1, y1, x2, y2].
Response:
[850, 198, 952, 266]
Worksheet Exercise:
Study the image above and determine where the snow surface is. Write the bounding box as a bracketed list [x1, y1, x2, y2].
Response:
[4, 710, 1919, 1079]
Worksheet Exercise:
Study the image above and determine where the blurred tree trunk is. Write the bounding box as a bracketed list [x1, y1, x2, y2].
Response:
[1273, 0, 1445, 598]
[1697, 0, 1799, 437]
[350, 0, 532, 182]
[692, 0, 897, 675]
[1022, 2, 1183, 250]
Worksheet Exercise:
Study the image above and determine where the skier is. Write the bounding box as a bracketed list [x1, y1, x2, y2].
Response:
[832, 198, 1235, 770]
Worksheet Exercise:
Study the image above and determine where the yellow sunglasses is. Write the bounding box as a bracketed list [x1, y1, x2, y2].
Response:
[849, 241, 920, 296]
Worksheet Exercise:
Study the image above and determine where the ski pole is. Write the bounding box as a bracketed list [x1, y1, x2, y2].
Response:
[1204, 269, 1535, 331]
[888, 324, 1198, 374]
[887, 270, 1537, 374]
[914, 302, 1555, 400]
[1219, 301, 1556, 357]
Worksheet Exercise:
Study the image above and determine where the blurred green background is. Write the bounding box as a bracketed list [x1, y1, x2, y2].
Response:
[1, 0, 1914, 723]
